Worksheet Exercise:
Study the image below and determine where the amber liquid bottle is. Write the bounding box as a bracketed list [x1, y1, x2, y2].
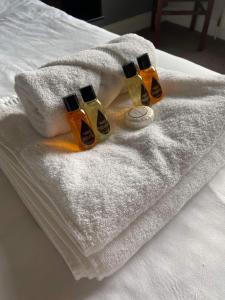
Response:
[63, 94, 95, 150]
[80, 85, 110, 142]
[137, 53, 163, 105]
[123, 62, 150, 107]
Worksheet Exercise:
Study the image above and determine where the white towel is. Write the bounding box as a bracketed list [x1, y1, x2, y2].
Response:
[1, 69, 225, 279]
[14, 34, 156, 137]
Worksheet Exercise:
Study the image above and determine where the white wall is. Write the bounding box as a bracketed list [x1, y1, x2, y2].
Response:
[164, 0, 225, 40]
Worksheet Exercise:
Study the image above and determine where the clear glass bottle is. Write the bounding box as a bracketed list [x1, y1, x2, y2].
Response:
[137, 53, 163, 105]
[80, 85, 111, 142]
[123, 62, 151, 107]
[63, 94, 96, 150]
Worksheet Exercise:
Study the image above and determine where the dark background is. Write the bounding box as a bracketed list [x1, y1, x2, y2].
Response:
[41, 0, 152, 24]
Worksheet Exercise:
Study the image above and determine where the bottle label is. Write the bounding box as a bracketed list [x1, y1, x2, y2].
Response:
[141, 84, 151, 106]
[81, 120, 95, 145]
[97, 110, 110, 135]
[151, 77, 162, 99]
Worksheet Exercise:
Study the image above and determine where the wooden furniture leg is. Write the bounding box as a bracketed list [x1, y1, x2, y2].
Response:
[152, 0, 214, 50]
[151, 0, 157, 30]
[198, 0, 214, 50]
[154, 0, 165, 48]
[190, 0, 199, 31]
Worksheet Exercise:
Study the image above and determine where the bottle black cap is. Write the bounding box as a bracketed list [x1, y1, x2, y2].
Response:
[80, 85, 96, 103]
[63, 94, 79, 112]
[137, 53, 151, 70]
[122, 62, 137, 78]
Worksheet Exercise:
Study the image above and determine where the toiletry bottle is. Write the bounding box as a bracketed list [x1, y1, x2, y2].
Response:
[123, 62, 151, 107]
[80, 85, 110, 142]
[137, 53, 163, 105]
[63, 94, 95, 150]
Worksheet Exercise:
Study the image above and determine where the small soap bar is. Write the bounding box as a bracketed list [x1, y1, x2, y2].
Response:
[125, 106, 154, 129]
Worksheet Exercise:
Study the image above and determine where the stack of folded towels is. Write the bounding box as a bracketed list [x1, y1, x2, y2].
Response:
[0, 34, 225, 279]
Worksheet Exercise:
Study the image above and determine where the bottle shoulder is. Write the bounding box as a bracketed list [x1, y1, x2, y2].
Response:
[67, 108, 86, 118]
[140, 68, 155, 76]
[126, 75, 143, 84]
[85, 99, 102, 107]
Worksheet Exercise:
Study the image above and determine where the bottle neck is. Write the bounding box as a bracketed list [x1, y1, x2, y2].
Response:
[127, 74, 140, 80]
[141, 65, 154, 72]
[67, 108, 85, 115]
[84, 98, 99, 105]
[67, 108, 79, 113]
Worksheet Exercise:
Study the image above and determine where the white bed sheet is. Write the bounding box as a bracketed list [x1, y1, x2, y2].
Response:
[0, 1, 225, 299]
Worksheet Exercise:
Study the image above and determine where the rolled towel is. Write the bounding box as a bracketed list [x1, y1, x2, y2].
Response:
[1, 69, 225, 279]
[15, 34, 156, 137]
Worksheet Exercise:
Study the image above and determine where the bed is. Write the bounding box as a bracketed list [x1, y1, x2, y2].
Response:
[1, 0, 225, 299]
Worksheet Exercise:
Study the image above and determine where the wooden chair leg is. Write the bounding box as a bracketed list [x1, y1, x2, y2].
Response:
[190, 0, 199, 31]
[154, 0, 164, 48]
[151, 0, 157, 31]
[198, 0, 215, 51]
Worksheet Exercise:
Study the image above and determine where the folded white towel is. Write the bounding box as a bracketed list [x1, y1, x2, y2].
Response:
[1, 69, 225, 279]
[15, 34, 156, 137]
[1, 135, 225, 280]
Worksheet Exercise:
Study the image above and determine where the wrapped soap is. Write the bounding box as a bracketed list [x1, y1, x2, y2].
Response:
[125, 106, 154, 129]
